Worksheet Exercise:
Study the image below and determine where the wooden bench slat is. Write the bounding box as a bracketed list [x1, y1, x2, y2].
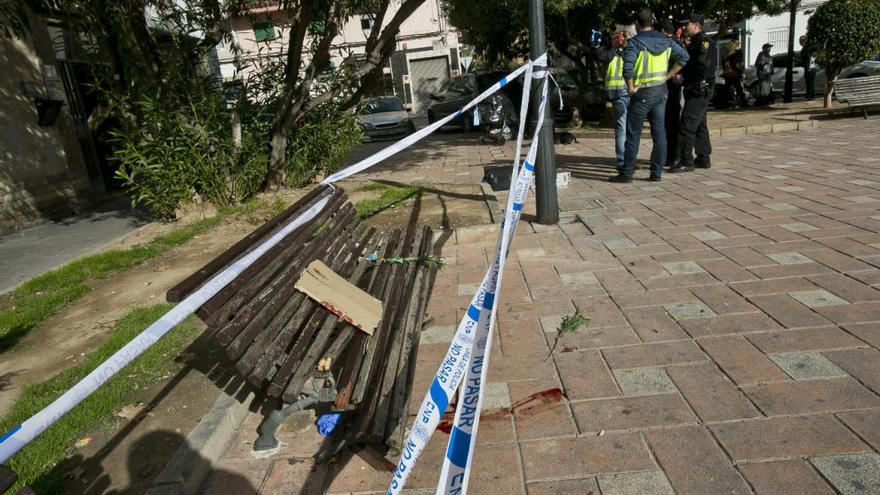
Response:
[232, 216, 364, 376]
[215, 198, 351, 351]
[198, 190, 346, 322]
[166, 185, 330, 302]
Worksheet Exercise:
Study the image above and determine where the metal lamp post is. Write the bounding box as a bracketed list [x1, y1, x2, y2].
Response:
[528, 0, 559, 225]
[784, 0, 799, 103]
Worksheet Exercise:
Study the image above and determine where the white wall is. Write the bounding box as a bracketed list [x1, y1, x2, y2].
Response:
[743, 1, 826, 66]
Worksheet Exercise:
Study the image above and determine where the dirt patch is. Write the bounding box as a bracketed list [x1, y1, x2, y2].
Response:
[342, 182, 493, 232]
[0, 190, 308, 418]
[52, 333, 239, 495]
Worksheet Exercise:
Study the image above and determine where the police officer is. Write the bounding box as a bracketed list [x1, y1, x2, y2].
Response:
[657, 18, 683, 169]
[669, 14, 717, 173]
[613, 8, 688, 183]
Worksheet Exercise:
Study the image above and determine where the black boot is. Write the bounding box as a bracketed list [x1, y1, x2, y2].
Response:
[695, 155, 712, 169]
[609, 174, 633, 183]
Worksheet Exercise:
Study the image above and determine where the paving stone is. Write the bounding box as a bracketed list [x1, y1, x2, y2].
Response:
[738, 460, 836, 495]
[550, 325, 641, 351]
[667, 362, 761, 421]
[698, 335, 789, 384]
[730, 277, 821, 297]
[848, 179, 879, 186]
[708, 191, 734, 199]
[645, 426, 751, 495]
[571, 394, 696, 433]
[746, 327, 863, 353]
[483, 382, 512, 409]
[693, 284, 758, 314]
[509, 378, 577, 440]
[789, 289, 849, 308]
[613, 367, 678, 396]
[778, 186, 805, 192]
[679, 312, 783, 337]
[691, 230, 726, 241]
[621, 306, 690, 342]
[710, 415, 868, 461]
[686, 209, 717, 218]
[815, 301, 880, 325]
[769, 351, 848, 380]
[843, 322, 880, 348]
[457, 282, 481, 296]
[488, 354, 557, 383]
[555, 350, 619, 400]
[845, 195, 878, 204]
[662, 300, 715, 320]
[660, 260, 705, 275]
[421, 325, 455, 344]
[520, 434, 655, 481]
[597, 470, 674, 495]
[811, 453, 880, 495]
[526, 478, 598, 495]
[742, 378, 880, 415]
[838, 409, 880, 451]
[808, 273, 880, 303]
[766, 202, 798, 211]
[557, 271, 599, 287]
[781, 222, 819, 232]
[613, 217, 640, 226]
[748, 294, 832, 329]
[701, 180, 725, 186]
[602, 340, 708, 369]
[767, 251, 813, 265]
[825, 348, 880, 395]
[605, 238, 637, 249]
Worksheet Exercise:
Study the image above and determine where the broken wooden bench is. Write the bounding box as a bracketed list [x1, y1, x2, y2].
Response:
[166, 186, 438, 460]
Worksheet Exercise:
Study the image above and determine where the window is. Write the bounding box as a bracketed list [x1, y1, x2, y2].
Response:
[767, 28, 788, 52]
[360, 17, 374, 31]
[253, 22, 275, 42]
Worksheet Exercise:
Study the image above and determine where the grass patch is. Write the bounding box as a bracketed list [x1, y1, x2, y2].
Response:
[356, 182, 392, 193]
[1, 304, 201, 493]
[0, 212, 227, 353]
[354, 185, 422, 219]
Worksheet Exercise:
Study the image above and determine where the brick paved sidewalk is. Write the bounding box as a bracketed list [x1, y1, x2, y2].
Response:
[201, 117, 880, 494]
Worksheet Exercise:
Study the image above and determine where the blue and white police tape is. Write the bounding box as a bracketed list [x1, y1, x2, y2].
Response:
[0, 190, 334, 463]
[387, 54, 551, 495]
[321, 61, 532, 185]
[435, 70, 551, 495]
[0, 54, 547, 467]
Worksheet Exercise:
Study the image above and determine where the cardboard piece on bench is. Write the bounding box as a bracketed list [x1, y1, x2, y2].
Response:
[295, 260, 383, 335]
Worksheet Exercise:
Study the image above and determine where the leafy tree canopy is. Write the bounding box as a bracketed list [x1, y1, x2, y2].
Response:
[806, 0, 880, 77]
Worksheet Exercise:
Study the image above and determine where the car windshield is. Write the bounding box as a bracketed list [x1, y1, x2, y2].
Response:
[439, 75, 475, 95]
[363, 98, 404, 114]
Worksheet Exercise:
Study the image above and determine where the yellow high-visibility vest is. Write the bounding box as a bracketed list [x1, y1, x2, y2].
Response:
[633, 46, 671, 88]
[605, 54, 624, 91]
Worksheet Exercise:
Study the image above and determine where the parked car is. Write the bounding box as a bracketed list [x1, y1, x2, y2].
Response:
[357, 96, 416, 140]
[743, 52, 880, 97]
[426, 70, 577, 131]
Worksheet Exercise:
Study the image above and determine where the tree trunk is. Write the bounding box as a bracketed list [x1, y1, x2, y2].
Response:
[824, 77, 834, 108]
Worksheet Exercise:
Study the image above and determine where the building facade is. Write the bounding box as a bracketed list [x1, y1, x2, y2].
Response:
[217, 0, 463, 115]
[739, 1, 827, 66]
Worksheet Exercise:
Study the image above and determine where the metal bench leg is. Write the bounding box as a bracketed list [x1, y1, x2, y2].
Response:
[254, 396, 320, 451]
[253, 372, 338, 452]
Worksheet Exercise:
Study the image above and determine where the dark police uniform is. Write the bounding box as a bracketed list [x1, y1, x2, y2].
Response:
[665, 36, 685, 168]
[671, 20, 717, 171]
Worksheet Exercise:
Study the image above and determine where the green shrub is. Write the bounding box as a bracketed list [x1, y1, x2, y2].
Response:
[113, 90, 267, 218]
[284, 102, 365, 187]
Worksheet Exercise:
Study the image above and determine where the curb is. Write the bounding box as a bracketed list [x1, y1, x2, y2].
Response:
[145, 380, 256, 495]
[573, 118, 818, 139]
